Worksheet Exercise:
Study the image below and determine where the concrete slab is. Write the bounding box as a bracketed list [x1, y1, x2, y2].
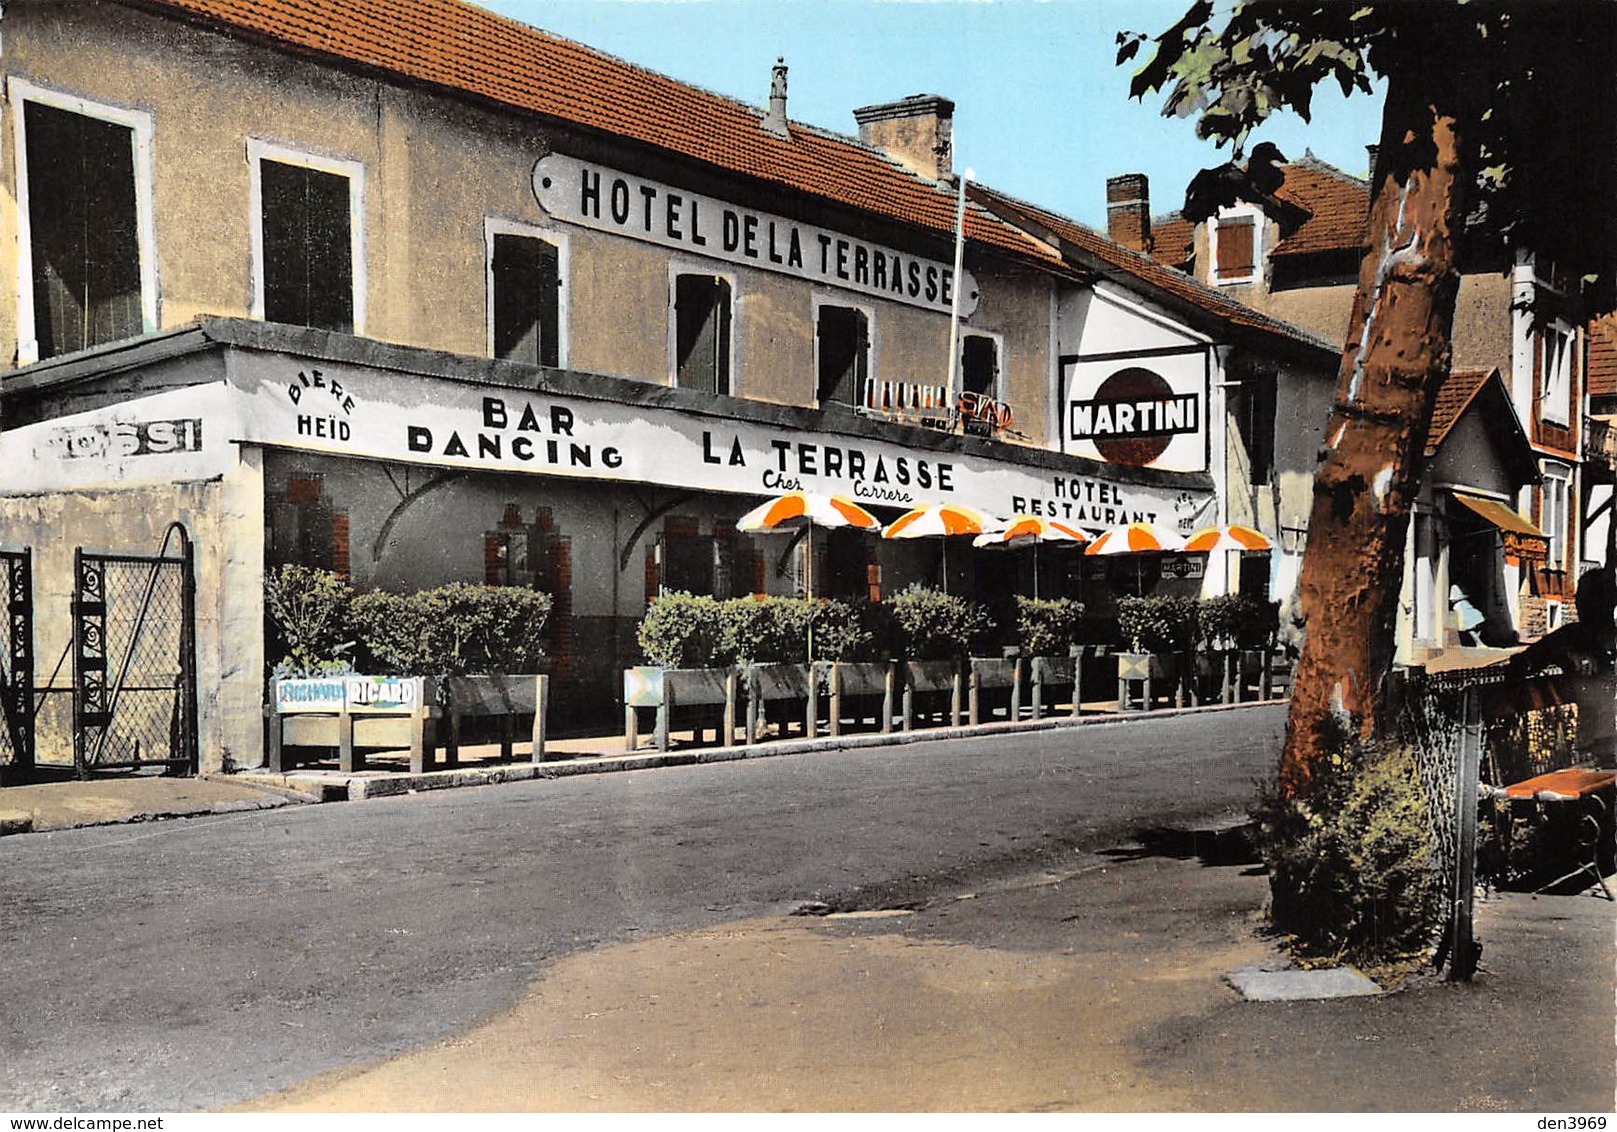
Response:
[0, 775, 308, 833]
[1226, 963, 1383, 1001]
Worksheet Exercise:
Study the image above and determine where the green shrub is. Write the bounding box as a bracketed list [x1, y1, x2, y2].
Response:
[889, 585, 992, 661]
[350, 584, 550, 674]
[637, 591, 726, 668]
[809, 599, 881, 662]
[1257, 735, 1444, 966]
[1015, 596, 1085, 657]
[720, 596, 814, 665]
[1117, 595, 1199, 653]
[264, 564, 355, 677]
[1198, 594, 1279, 650]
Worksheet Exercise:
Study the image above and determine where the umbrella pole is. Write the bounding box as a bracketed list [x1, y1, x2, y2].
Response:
[1034, 541, 1040, 601]
[942, 538, 949, 597]
[806, 521, 814, 662]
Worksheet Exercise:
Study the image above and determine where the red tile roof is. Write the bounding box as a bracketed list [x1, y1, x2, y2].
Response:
[1426, 368, 1494, 456]
[1150, 212, 1195, 269]
[1270, 156, 1370, 258]
[1590, 314, 1617, 398]
[972, 185, 1337, 355]
[123, 0, 1058, 267]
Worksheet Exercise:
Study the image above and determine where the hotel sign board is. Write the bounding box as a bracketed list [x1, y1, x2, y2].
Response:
[1063, 351, 1208, 473]
[533, 153, 978, 317]
[228, 355, 1210, 531]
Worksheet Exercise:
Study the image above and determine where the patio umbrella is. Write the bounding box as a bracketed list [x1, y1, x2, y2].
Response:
[881, 501, 994, 595]
[735, 489, 880, 601]
[972, 514, 1090, 599]
[1181, 523, 1273, 554]
[1084, 521, 1186, 595]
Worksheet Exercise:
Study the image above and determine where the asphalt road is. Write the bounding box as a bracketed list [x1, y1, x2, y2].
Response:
[0, 706, 1284, 1112]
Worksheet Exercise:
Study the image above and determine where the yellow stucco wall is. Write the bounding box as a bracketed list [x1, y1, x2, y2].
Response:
[3, 2, 1049, 424]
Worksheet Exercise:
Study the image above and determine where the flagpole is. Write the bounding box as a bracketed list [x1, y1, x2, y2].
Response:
[945, 165, 974, 422]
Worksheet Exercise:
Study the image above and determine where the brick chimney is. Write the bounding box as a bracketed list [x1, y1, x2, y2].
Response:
[853, 94, 954, 181]
[1106, 174, 1152, 252]
[762, 58, 789, 139]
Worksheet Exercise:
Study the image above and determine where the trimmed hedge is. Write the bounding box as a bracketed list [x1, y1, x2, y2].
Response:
[1014, 596, 1086, 657]
[1117, 595, 1199, 654]
[888, 585, 992, 662]
[264, 567, 550, 677]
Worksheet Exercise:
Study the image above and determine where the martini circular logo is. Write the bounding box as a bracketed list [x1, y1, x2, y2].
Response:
[1068, 366, 1200, 467]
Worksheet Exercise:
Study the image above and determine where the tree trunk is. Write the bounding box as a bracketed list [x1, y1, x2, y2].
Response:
[1278, 65, 1473, 797]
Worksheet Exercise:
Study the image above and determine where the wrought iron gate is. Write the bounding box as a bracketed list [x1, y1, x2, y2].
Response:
[72, 524, 197, 777]
[0, 548, 33, 782]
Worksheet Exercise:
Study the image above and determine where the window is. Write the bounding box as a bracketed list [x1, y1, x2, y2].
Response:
[12, 84, 155, 363]
[268, 474, 349, 579]
[1235, 372, 1277, 484]
[1541, 462, 1571, 571]
[961, 333, 1000, 398]
[1539, 321, 1574, 426]
[816, 304, 870, 406]
[1212, 211, 1258, 285]
[673, 273, 732, 394]
[250, 141, 364, 334]
[490, 229, 563, 367]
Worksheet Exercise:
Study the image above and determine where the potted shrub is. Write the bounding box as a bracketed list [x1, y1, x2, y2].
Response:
[722, 595, 819, 743]
[816, 599, 897, 736]
[889, 586, 991, 729]
[1116, 595, 1198, 709]
[629, 591, 737, 749]
[1015, 596, 1085, 719]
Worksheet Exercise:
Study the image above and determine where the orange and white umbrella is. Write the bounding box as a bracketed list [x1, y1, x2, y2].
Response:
[973, 514, 1090, 600]
[1083, 521, 1186, 556]
[881, 501, 995, 596]
[881, 501, 993, 540]
[1181, 523, 1273, 554]
[736, 490, 880, 532]
[972, 514, 1091, 549]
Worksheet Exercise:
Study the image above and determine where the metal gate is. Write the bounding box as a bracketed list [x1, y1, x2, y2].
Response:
[72, 524, 197, 777]
[0, 548, 34, 782]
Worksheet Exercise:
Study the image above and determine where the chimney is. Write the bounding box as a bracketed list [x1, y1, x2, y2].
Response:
[852, 94, 954, 181]
[1106, 173, 1152, 252]
[762, 58, 789, 139]
[1365, 143, 1379, 180]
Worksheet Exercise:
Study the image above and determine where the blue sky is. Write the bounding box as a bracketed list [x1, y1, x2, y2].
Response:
[478, 0, 1385, 229]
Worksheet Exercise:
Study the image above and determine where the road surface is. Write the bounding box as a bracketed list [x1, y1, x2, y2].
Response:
[0, 706, 1283, 1111]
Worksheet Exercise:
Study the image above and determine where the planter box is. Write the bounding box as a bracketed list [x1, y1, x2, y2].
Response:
[968, 657, 1022, 725]
[623, 666, 739, 752]
[1028, 655, 1081, 719]
[744, 663, 824, 744]
[440, 674, 550, 764]
[902, 660, 962, 731]
[1116, 652, 1182, 711]
[268, 675, 439, 774]
[827, 661, 896, 736]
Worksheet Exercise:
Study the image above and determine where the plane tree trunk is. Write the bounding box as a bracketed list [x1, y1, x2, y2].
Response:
[1278, 61, 1474, 797]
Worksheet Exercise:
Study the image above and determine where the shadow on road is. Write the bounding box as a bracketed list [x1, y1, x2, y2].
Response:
[1099, 822, 1265, 870]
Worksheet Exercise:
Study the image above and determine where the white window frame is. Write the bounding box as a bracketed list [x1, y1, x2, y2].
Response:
[1539, 319, 1574, 426]
[667, 262, 737, 393]
[959, 329, 1006, 403]
[247, 138, 367, 336]
[811, 293, 875, 409]
[10, 78, 159, 366]
[1541, 460, 1571, 572]
[484, 217, 569, 368]
[1209, 204, 1262, 287]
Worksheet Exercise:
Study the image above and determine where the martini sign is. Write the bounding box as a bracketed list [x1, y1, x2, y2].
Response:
[1063, 351, 1208, 472]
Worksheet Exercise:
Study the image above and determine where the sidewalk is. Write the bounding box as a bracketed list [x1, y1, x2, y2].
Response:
[1, 698, 1281, 831]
